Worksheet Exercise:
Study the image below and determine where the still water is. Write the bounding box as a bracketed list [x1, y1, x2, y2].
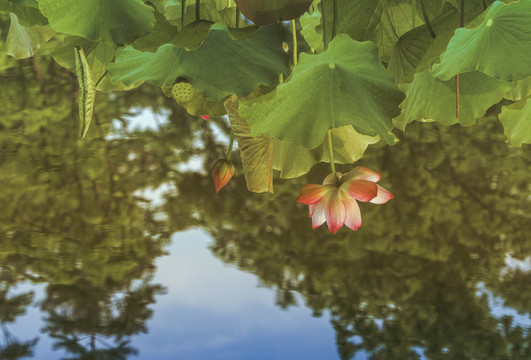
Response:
[1, 56, 530, 360]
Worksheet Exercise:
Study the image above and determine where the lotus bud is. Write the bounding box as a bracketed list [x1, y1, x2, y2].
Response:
[212, 159, 235, 193]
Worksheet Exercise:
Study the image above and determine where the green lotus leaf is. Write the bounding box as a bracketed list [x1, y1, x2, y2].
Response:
[396, 70, 512, 130]
[274, 126, 380, 179]
[225, 95, 274, 193]
[239, 35, 404, 149]
[234, 0, 313, 25]
[108, 23, 288, 101]
[431, 0, 531, 81]
[499, 98, 531, 147]
[5, 12, 54, 59]
[37, 0, 156, 45]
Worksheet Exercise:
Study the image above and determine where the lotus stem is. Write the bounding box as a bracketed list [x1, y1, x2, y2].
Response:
[332, 0, 338, 39]
[196, 0, 200, 21]
[181, 0, 185, 29]
[236, 6, 240, 28]
[327, 130, 337, 177]
[291, 20, 298, 66]
[412, 0, 416, 27]
[320, 0, 327, 49]
[227, 130, 235, 160]
[456, 0, 465, 119]
[420, 0, 436, 38]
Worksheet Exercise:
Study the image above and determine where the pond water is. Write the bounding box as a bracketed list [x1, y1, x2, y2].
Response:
[0, 56, 530, 360]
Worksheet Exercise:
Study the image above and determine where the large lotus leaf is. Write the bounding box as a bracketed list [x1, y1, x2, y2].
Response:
[5, 13, 54, 58]
[37, 0, 155, 45]
[108, 23, 288, 101]
[274, 126, 380, 179]
[432, 0, 531, 82]
[239, 35, 404, 149]
[499, 98, 531, 147]
[396, 70, 512, 130]
[225, 95, 274, 193]
[234, 0, 312, 25]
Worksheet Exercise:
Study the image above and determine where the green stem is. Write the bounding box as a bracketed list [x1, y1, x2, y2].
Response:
[196, 0, 200, 21]
[320, 0, 327, 49]
[236, 6, 240, 28]
[332, 0, 338, 40]
[420, 0, 436, 38]
[227, 130, 235, 160]
[181, 0, 185, 29]
[327, 130, 337, 177]
[412, 0, 416, 28]
[291, 20, 298, 66]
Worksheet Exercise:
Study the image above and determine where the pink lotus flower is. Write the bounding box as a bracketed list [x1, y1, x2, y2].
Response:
[296, 166, 393, 234]
[199, 115, 210, 121]
[212, 159, 235, 193]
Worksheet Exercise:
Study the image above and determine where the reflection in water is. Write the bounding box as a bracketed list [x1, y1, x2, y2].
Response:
[1, 33, 531, 360]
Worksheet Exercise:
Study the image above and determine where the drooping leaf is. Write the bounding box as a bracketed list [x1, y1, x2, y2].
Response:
[7, 0, 48, 26]
[274, 126, 380, 179]
[499, 98, 531, 147]
[225, 95, 273, 193]
[504, 77, 531, 102]
[396, 70, 512, 130]
[299, 9, 324, 53]
[132, 11, 179, 52]
[318, 0, 439, 62]
[38, 0, 156, 45]
[74, 46, 96, 139]
[234, 0, 313, 25]
[108, 23, 288, 101]
[239, 35, 404, 149]
[5, 12, 54, 59]
[431, 0, 531, 82]
[388, 4, 486, 84]
[150, 0, 239, 29]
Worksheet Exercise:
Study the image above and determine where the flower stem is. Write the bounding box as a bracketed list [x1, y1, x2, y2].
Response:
[196, 0, 200, 21]
[227, 130, 235, 160]
[327, 130, 337, 177]
[291, 20, 298, 66]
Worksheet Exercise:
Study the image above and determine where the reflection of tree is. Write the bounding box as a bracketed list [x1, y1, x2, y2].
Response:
[0, 49, 199, 358]
[0, 269, 38, 360]
[51, 334, 137, 360]
[163, 116, 530, 359]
